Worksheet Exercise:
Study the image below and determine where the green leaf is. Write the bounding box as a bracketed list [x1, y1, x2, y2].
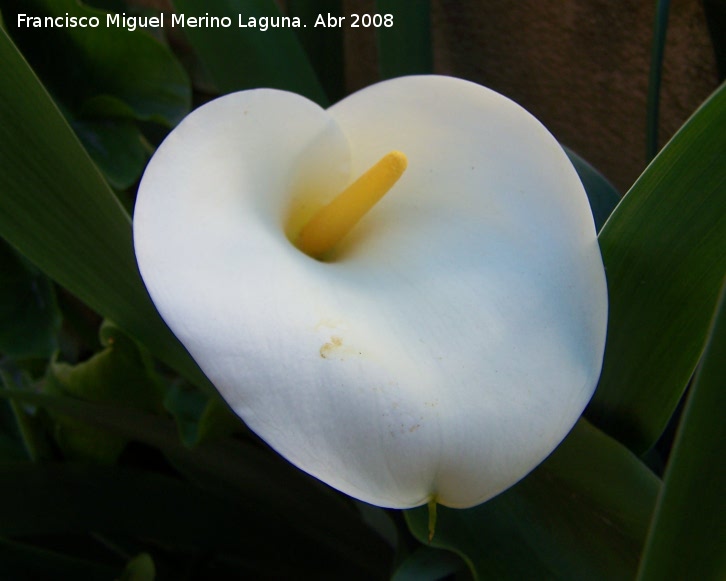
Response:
[3, 0, 190, 126]
[0, 26, 211, 392]
[119, 553, 155, 581]
[0, 365, 52, 462]
[287, 0, 344, 102]
[83, 0, 125, 10]
[0, 434, 26, 463]
[0, 388, 394, 576]
[0, 370, 32, 463]
[163, 381, 209, 447]
[0, 462, 311, 551]
[171, 0, 327, 104]
[52, 322, 165, 411]
[564, 146, 621, 232]
[588, 81, 726, 453]
[72, 118, 147, 190]
[45, 322, 165, 463]
[196, 390, 248, 444]
[0, 239, 60, 358]
[636, 282, 726, 581]
[3, 0, 190, 187]
[376, 0, 432, 79]
[165, 381, 248, 447]
[406, 419, 660, 580]
[391, 545, 467, 581]
[0, 458, 390, 577]
[646, 0, 671, 161]
[0, 537, 118, 580]
[703, 0, 726, 82]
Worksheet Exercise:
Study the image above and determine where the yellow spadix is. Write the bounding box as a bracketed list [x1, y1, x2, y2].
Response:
[296, 151, 408, 259]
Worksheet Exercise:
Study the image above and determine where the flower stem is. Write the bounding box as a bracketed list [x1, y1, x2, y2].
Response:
[427, 497, 437, 543]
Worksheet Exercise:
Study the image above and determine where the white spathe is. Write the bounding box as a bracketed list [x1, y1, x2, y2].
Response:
[133, 76, 608, 509]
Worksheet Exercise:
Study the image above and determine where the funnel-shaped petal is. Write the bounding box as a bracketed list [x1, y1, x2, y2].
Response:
[133, 76, 608, 509]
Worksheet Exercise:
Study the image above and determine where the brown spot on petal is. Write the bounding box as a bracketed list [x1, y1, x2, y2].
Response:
[320, 336, 344, 359]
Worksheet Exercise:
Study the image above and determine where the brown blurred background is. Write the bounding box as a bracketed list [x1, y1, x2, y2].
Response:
[343, 0, 720, 192]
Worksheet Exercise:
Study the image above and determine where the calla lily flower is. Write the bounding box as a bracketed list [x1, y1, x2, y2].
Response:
[133, 75, 608, 509]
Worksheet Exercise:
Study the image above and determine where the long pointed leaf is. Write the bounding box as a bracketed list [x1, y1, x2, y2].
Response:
[589, 81, 726, 453]
[0, 388, 393, 575]
[0, 461, 381, 578]
[564, 146, 621, 232]
[376, 0, 432, 78]
[0, 538, 118, 580]
[0, 239, 60, 358]
[636, 282, 726, 581]
[703, 0, 726, 82]
[646, 0, 671, 161]
[405, 419, 660, 580]
[287, 0, 345, 103]
[0, 27, 209, 391]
